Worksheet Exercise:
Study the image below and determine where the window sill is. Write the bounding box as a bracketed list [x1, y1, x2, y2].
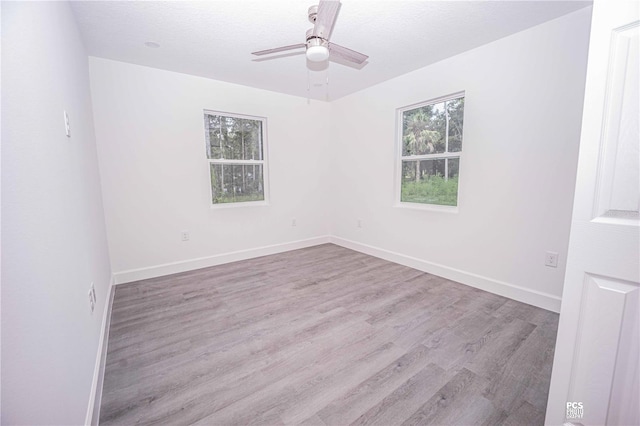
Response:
[210, 200, 269, 209]
[393, 202, 459, 214]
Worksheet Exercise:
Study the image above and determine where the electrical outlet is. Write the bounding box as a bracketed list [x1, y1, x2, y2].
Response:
[545, 251, 559, 268]
[357, 219, 363, 228]
[181, 230, 190, 241]
[292, 218, 297, 227]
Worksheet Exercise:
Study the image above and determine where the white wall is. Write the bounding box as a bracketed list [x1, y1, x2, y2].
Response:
[329, 7, 592, 311]
[1, 2, 112, 425]
[89, 58, 331, 282]
[91, 7, 591, 307]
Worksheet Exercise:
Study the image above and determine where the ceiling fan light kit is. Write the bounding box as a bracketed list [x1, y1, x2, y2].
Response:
[306, 45, 330, 62]
[305, 33, 330, 62]
[251, 0, 368, 66]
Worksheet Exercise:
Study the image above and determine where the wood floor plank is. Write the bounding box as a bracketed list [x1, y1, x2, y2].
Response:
[349, 363, 449, 426]
[192, 339, 402, 425]
[278, 341, 406, 424]
[391, 304, 464, 351]
[316, 344, 434, 425]
[463, 316, 537, 380]
[501, 400, 546, 426]
[298, 414, 328, 426]
[400, 368, 492, 426]
[101, 309, 375, 425]
[103, 306, 358, 394]
[100, 244, 559, 426]
[483, 315, 559, 413]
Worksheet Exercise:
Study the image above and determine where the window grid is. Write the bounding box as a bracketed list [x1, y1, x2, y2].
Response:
[204, 110, 268, 206]
[397, 92, 465, 208]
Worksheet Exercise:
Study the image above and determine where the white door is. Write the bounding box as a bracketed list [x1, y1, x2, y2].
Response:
[545, 1, 640, 425]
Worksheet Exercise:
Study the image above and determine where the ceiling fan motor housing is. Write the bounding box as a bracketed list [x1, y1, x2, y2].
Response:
[308, 5, 318, 23]
[305, 28, 327, 47]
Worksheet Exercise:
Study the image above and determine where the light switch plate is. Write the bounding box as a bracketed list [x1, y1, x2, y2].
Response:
[64, 111, 70, 137]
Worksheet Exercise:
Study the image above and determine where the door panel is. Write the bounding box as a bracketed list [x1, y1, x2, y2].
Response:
[568, 275, 639, 425]
[545, 1, 640, 425]
[595, 23, 638, 218]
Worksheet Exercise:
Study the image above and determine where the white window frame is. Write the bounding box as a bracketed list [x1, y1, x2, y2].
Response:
[204, 110, 270, 208]
[394, 91, 465, 212]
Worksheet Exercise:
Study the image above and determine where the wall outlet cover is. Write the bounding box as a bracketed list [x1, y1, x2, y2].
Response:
[545, 251, 559, 268]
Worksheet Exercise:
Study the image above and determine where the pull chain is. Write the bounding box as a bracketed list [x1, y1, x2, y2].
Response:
[307, 67, 311, 104]
[325, 65, 330, 102]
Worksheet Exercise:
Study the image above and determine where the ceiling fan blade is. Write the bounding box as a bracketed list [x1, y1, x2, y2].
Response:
[313, 1, 340, 40]
[328, 42, 368, 64]
[252, 51, 306, 62]
[252, 43, 305, 56]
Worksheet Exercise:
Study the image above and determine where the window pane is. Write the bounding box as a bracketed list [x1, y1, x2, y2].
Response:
[241, 119, 263, 161]
[210, 163, 264, 204]
[401, 158, 459, 206]
[204, 114, 222, 159]
[204, 114, 263, 161]
[402, 102, 446, 156]
[446, 98, 464, 153]
[448, 157, 460, 179]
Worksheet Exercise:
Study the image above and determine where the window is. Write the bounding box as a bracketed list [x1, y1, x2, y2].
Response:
[203, 111, 268, 205]
[397, 93, 465, 207]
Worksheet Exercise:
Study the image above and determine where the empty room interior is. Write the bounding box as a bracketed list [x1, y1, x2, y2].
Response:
[2, 1, 639, 425]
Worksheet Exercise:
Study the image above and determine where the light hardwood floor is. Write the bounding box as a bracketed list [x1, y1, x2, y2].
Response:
[100, 244, 559, 425]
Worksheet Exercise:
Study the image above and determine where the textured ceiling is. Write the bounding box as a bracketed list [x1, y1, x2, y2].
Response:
[71, 1, 591, 101]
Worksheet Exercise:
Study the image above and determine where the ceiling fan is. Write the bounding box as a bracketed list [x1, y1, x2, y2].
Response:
[251, 0, 368, 66]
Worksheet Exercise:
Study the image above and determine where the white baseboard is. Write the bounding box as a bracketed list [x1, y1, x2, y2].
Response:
[112, 234, 561, 312]
[85, 275, 115, 426]
[329, 236, 561, 313]
[113, 236, 332, 285]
